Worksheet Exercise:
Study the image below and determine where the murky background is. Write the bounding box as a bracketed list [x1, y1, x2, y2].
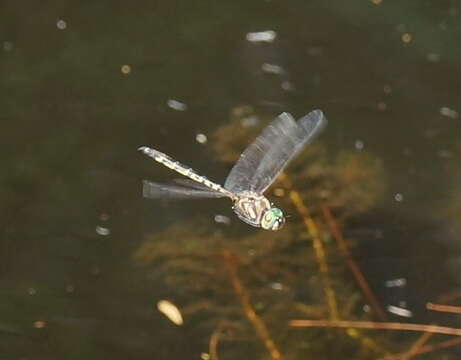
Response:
[2, 1, 461, 359]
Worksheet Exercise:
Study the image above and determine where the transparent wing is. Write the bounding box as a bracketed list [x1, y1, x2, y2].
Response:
[142, 180, 227, 200]
[172, 178, 220, 191]
[224, 110, 327, 194]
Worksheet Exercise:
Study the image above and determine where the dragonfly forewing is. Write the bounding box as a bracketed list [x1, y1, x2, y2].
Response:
[224, 110, 326, 194]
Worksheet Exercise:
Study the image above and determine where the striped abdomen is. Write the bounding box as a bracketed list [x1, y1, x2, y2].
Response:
[138, 146, 234, 198]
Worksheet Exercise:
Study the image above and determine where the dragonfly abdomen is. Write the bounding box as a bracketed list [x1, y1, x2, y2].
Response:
[138, 146, 234, 198]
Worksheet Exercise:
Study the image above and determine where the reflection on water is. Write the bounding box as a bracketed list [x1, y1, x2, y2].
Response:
[2, 0, 461, 359]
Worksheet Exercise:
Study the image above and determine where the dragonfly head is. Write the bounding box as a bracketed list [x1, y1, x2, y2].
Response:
[261, 207, 285, 231]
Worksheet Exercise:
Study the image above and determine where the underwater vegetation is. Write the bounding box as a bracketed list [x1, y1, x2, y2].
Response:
[133, 106, 459, 359]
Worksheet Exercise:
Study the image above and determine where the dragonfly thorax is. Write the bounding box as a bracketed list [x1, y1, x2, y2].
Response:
[233, 193, 285, 230]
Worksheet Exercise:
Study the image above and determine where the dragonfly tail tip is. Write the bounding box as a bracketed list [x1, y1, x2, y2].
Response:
[138, 146, 150, 153]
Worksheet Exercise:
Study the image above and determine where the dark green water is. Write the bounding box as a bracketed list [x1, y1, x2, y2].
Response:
[2, 1, 461, 359]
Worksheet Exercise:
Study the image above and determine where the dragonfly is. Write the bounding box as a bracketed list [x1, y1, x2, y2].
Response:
[139, 109, 327, 230]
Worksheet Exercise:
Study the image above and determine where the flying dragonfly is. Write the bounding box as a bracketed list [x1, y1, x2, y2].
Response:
[139, 110, 327, 230]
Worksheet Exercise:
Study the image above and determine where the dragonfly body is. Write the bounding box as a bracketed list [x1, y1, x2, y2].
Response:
[139, 110, 327, 230]
[232, 192, 272, 227]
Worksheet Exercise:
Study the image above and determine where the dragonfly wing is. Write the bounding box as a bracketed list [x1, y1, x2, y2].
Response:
[224, 110, 327, 194]
[172, 178, 222, 191]
[142, 180, 227, 200]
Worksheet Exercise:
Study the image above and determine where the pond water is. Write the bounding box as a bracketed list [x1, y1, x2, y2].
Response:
[2, 1, 461, 359]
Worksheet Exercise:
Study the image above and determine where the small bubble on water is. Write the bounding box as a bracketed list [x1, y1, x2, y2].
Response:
[167, 99, 187, 111]
[3, 41, 13, 52]
[387, 305, 413, 318]
[261, 63, 284, 75]
[281, 81, 294, 91]
[307, 46, 323, 56]
[438, 149, 452, 158]
[377, 101, 387, 111]
[355, 140, 364, 151]
[28, 287, 37, 295]
[383, 84, 392, 94]
[246, 30, 276, 42]
[401, 32, 412, 43]
[34, 321, 46, 329]
[273, 188, 285, 197]
[121, 65, 131, 74]
[385, 278, 406, 287]
[426, 52, 441, 63]
[195, 133, 207, 144]
[396, 23, 407, 32]
[96, 225, 110, 236]
[271, 282, 283, 291]
[99, 213, 110, 221]
[394, 193, 403, 202]
[214, 214, 231, 225]
[241, 116, 259, 127]
[440, 106, 458, 119]
[56, 19, 67, 30]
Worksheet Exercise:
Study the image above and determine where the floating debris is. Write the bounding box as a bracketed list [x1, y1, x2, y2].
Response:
[394, 193, 403, 202]
[195, 133, 208, 144]
[377, 101, 387, 111]
[99, 213, 110, 221]
[3, 41, 13, 52]
[438, 149, 453, 158]
[401, 33, 412, 44]
[241, 116, 259, 128]
[387, 305, 413, 317]
[355, 140, 364, 151]
[157, 300, 183, 325]
[271, 282, 283, 291]
[34, 320, 46, 329]
[426, 52, 441, 63]
[28, 287, 37, 295]
[96, 225, 110, 236]
[56, 19, 67, 30]
[121, 65, 131, 75]
[385, 278, 406, 288]
[246, 30, 277, 43]
[167, 99, 187, 111]
[214, 214, 231, 225]
[281, 81, 294, 91]
[307, 46, 323, 57]
[261, 63, 284, 75]
[440, 106, 458, 119]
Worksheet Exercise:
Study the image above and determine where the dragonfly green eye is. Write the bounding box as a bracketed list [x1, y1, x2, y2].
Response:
[261, 208, 285, 231]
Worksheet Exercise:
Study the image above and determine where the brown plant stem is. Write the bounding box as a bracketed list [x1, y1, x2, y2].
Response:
[289, 319, 461, 336]
[377, 336, 461, 360]
[279, 174, 339, 320]
[321, 204, 387, 322]
[223, 250, 282, 360]
[209, 322, 228, 360]
[426, 302, 461, 314]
